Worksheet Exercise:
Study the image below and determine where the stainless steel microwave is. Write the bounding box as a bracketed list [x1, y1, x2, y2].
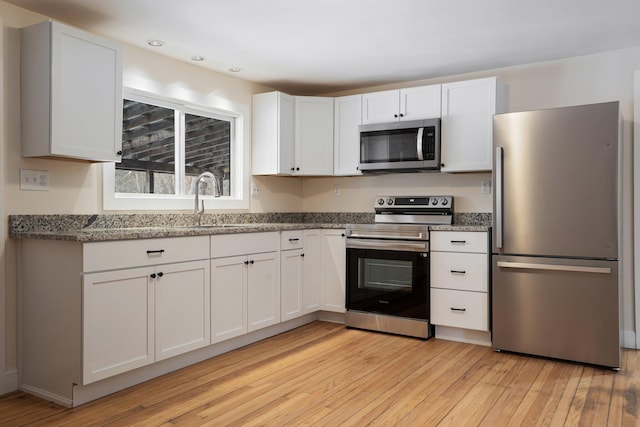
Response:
[358, 118, 440, 173]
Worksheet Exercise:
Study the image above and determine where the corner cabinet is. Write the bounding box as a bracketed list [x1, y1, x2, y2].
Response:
[440, 77, 498, 172]
[361, 85, 441, 124]
[252, 92, 333, 175]
[20, 20, 123, 161]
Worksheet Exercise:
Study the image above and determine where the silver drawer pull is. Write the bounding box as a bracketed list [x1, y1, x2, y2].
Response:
[450, 270, 466, 274]
[450, 307, 467, 312]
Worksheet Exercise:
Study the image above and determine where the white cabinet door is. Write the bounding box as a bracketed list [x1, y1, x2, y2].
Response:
[440, 77, 497, 172]
[248, 251, 281, 332]
[281, 248, 304, 321]
[321, 230, 346, 313]
[362, 90, 400, 124]
[295, 96, 334, 175]
[155, 261, 211, 361]
[83, 267, 154, 384]
[362, 85, 441, 124]
[251, 91, 295, 175]
[302, 229, 322, 314]
[21, 20, 123, 161]
[334, 95, 362, 176]
[400, 85, 441, 121]
[211, 255, 247, 343]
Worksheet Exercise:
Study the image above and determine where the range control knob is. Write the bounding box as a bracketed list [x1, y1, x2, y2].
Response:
[387, 198, 394, 205]
[377, 198, 385, 205]
[431, 198, 438, 205]
[441, 198, 448, 206]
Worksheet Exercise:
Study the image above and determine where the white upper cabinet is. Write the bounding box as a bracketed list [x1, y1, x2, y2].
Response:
[252, 91, 295, 175]
[252, 92, 333, 175]
[294, 96, 334, 175]
[362, 84, 441, 124]
[333, 94, 362, 176]
[21, 20, 123, 161]
[440, 77, 498, 172]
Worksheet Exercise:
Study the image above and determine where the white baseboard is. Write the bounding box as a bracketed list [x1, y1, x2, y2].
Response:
[4, 368, 17, 394]
[435, 325, 492, 347]
[623, 330, 637, 349]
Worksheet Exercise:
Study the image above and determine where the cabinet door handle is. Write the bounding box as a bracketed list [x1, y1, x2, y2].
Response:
[244, 260, 249, 265]
[288, 238, 300, 242]
[450, 240, 466, 244]
[450, 307, 467, 312]
[150, 273, 156, 279]
[250, 260, 255, 264]
[146, 249, 165, 255]
[450, 270, 466, 274]
[300, 253, 305, 257]
[157, 272, 163, 277]
[116, 150, 123, 156]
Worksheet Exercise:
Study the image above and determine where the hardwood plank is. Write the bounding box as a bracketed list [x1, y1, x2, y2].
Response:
[0, 321, 637, 426]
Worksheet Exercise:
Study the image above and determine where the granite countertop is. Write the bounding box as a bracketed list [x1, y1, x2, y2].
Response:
[9, 212, 491, 242]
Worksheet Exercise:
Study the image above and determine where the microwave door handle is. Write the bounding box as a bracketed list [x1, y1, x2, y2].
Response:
[416, 128, 424, 160]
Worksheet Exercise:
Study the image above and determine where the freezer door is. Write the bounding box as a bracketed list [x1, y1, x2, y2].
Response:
[492, 255, 621, 368]
[493, 102, 619, 259]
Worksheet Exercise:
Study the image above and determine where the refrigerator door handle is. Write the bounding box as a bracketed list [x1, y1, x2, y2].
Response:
[495, 147, 504, 248]
[496, 261, 611, 274]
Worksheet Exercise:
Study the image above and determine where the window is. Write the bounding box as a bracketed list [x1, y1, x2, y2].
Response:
[103, 89, 248, 210]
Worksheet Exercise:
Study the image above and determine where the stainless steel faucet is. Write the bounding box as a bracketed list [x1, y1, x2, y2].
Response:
[194, 171, 220, 226]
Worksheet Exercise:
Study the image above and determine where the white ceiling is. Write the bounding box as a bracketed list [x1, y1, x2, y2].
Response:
[6, 0, 640, 95]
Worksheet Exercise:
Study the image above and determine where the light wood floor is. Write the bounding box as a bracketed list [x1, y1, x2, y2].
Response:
[0, 321, 638, 426]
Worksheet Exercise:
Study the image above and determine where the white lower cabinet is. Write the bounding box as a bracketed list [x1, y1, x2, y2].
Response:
[210, 232, 280, 344]
[83, 259, 210, 383]
[321, 229, 346, 312]
[430, 231, 490, 332]
[280, 229, 322, 321]
[83, 266, 155, 384]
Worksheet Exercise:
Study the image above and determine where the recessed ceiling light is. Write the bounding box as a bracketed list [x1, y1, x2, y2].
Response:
[228, 67, 242, 73]
[191, 56, 205, 62]
[146, 39, 164, 47]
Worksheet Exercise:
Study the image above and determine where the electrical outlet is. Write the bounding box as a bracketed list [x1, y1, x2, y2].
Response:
[481, 181, 491, 194]
[251, 183, 260, 197]
[20, 169, 49, 191]
[334, 184, 341, 197]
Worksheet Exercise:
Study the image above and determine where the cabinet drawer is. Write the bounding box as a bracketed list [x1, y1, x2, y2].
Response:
[83, 236, 209, 272]
[431, 252, 488, 292]
[281, 230, 304, 250]
[211, 232, 279, 258]
[430, 231, 488, 253]
[431, 288, 488, 331]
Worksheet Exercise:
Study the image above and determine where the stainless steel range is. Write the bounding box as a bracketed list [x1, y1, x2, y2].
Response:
[345, 196, 454, 339]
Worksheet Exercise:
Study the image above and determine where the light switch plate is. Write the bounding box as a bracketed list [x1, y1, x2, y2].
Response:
[20, 169, 49, 191]
[481, 181, 491, 194]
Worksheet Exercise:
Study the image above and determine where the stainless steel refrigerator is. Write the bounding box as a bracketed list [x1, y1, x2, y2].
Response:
[492, 101, 622, 369]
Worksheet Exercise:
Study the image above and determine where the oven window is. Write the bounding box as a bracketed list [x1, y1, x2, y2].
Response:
[359, 258, 413, 292]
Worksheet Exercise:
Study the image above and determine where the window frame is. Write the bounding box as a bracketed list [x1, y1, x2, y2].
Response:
[103, 88, 249, 211]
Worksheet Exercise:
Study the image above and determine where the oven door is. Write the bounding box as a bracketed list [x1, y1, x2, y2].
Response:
[346, 238, 429, 320]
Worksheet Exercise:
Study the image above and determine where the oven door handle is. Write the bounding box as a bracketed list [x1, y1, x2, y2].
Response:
[346, 238, 428, 252]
